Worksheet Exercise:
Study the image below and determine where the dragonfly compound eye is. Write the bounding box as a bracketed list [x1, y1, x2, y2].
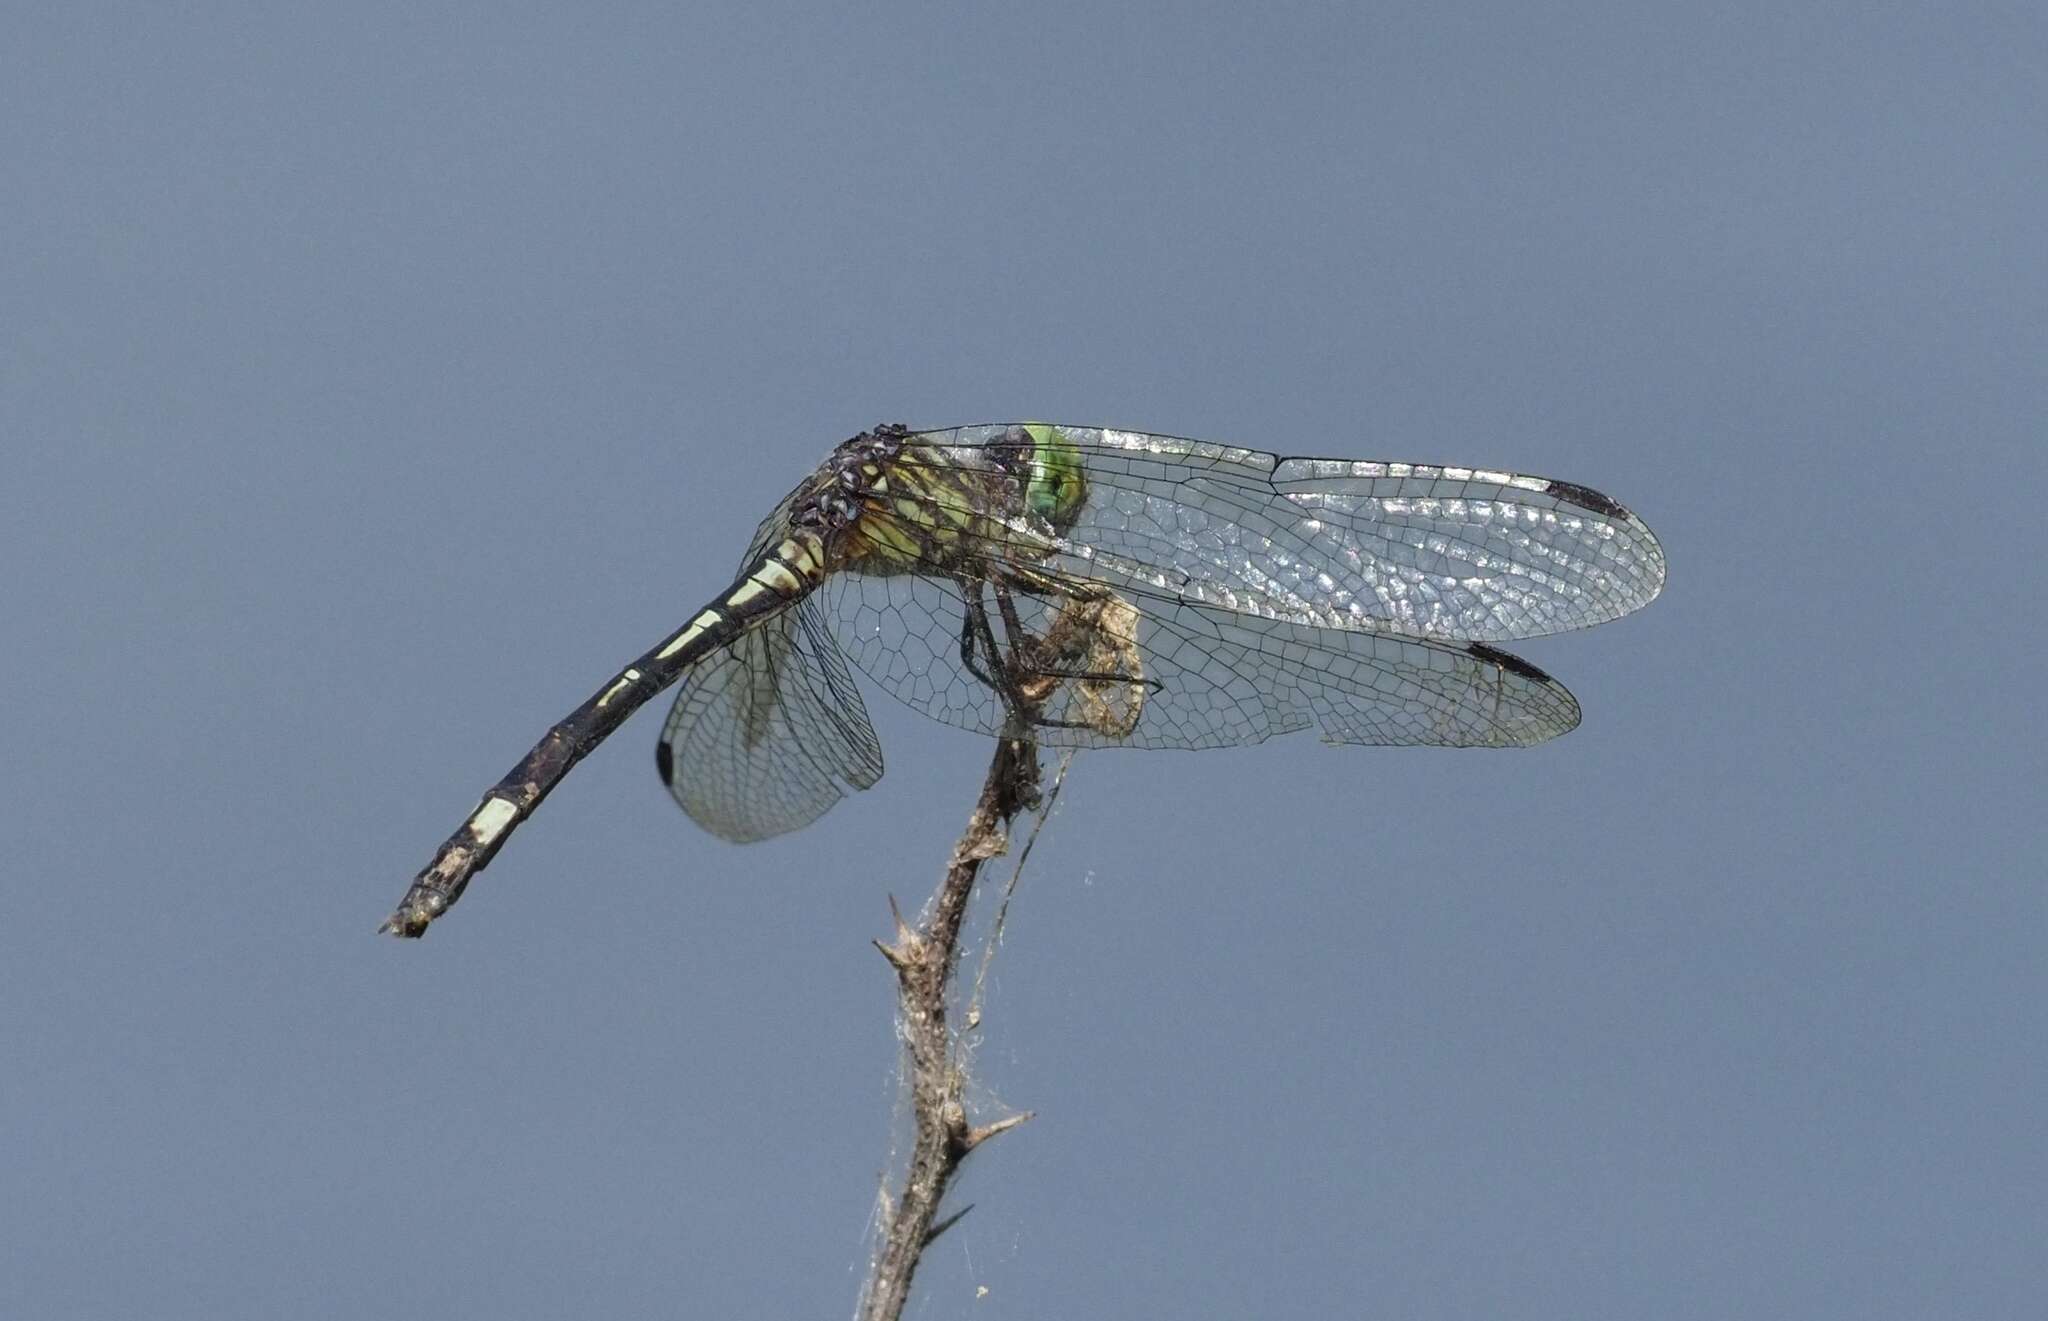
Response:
[1019, 423, 1088, 532]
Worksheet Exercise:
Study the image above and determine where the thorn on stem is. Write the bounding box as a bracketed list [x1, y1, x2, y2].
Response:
[886, 893, 917, 951]
[963, 1111, 1034, 1151]
[924, 1203, 975, 1246]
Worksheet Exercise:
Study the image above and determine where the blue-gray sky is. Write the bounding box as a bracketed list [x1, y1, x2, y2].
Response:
[4, 4, 2041, 1317]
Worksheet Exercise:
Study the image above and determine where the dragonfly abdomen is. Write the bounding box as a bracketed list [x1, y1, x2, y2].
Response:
[381, 531, 828, 935]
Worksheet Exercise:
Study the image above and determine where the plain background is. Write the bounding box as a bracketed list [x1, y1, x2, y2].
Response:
[5, 4, 2042, 1317]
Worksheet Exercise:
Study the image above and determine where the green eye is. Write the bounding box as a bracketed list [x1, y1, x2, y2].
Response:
[1020, 423, 1087, 530]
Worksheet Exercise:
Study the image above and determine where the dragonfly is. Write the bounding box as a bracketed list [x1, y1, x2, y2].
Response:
[382, 423, 1665, 936]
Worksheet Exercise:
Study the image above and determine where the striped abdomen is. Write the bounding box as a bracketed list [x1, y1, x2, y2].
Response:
[381, 531, 828, 936]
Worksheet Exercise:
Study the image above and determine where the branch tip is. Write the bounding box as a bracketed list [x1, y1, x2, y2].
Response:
[885, 893, 916, 949]
[964, 1111, 1033, 1151]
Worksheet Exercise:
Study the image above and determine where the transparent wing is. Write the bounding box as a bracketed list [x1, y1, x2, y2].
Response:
[656, 497, 884, 842]
[822, 567, 1579, 750]
[660, 419, 1653, 835]
[657, 597, 883, 841]
[907, 426, 1666, 643]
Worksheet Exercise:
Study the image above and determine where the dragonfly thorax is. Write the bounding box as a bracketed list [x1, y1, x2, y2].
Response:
[780, 424, 917, 554]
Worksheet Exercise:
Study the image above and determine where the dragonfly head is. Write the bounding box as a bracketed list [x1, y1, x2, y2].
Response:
[995, 423, 1088, 534]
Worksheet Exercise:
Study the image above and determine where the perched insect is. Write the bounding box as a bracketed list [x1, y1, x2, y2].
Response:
[383, 423, 1664, 936]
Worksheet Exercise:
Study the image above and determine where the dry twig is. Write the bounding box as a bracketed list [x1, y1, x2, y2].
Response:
[858, 732, 1044, 1320]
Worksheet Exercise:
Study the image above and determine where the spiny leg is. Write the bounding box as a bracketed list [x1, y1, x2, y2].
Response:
[961, 574, 1155, 737]
[960, 573, 1077, 729]
[957, 577, 1004, 695]
[980, 579, 1135, 735]
[995, 577, 1161, 693]
[975, 594, 1033, 718]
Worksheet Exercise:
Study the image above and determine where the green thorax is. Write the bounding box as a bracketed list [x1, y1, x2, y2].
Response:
[830, 424, 1091, 577]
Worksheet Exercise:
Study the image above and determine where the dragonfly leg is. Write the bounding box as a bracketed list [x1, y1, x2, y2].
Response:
[959, 575, 1151, 740]
[956, 578, 1008, 696]
[991, 573, 1155, 684]
[1026, 583, 1153, 738]
[993, 582, 1032, 660]
[957, 583, 987, 678]
[991, 581, 1062, 708]
[990, 579, 1152, 738]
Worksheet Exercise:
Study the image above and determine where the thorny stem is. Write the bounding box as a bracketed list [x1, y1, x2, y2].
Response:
[859, 733, 1043, 1321]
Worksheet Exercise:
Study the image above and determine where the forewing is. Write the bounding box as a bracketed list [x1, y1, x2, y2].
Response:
[907, 426, 1666, 642]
